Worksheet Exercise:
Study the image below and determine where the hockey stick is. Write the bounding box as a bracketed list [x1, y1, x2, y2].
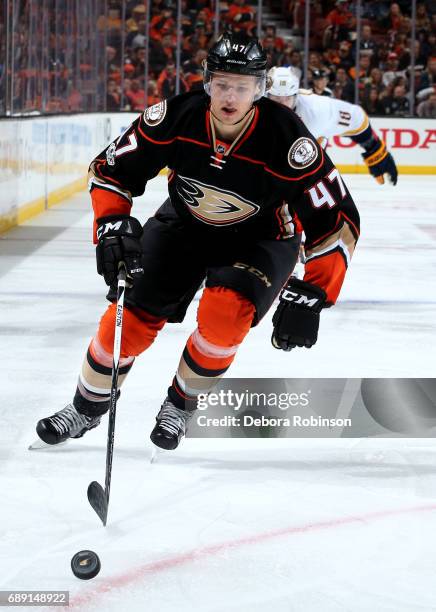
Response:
[87, 265, 127, 526]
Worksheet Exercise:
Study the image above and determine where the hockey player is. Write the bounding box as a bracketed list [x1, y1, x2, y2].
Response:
[36, 33, 360, 451]
[267, 66, 398, 185]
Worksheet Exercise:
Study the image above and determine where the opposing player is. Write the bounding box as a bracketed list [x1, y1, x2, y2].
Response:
[267, 66, 398, 185]
[36, 33, 360, 451]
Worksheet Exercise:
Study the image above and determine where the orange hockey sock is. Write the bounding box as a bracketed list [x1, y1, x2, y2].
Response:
[169, 286, 255, 407]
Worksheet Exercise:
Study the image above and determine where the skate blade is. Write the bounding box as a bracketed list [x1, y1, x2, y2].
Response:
[28, 438, 68, 450]
[150, 446, 168, 464]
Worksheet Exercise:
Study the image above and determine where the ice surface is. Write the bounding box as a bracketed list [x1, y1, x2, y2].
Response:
[1, 175, 436, 611]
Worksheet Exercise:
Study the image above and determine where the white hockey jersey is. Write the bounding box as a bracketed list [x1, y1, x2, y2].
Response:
[294, 90, 370, 148]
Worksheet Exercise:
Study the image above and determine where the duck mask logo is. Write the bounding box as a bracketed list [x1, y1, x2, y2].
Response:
[176, 175, 260, 226]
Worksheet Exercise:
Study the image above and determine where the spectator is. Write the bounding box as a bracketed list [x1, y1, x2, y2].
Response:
[121, 77, 132, 109]
[359, 25, 378, 59]
[129, 33, 147, 55]
[130, 45, 147, 79]
[348, 53, 372, 82]
[279, 42, 295, 65]
[393, 32, 409, 63]
[332, 82, 344, 100]
[97, 6, 122, 34]
[126, 4, 146, 34]
[184, 22, 212, 56]
[333, 66, 354, 101]
[157, 61, 188, 98]
[382, 84, 410, 116]
[125, 79, 146, 111]
[310, 69, 333, 97]
[123, 63, 136, 80]
[150, 8, 175, 42]
[420, 31, 436, 59]
[149, 39, 170, 76]
[183, 48, 207, 88]
[106, 46, 119, 75]
[262, 25, 286, 53]
[67, 87, 83, 111]
[324, 0, 355, 47]
[400, 39, 427, 72]
[336, 40, 354, 72]
[382, 2, 403, 32]
[416, 3, 431, 32]
[285, 50, 302, 79]
[196, 9, 214, 31]
[308, 51, 324, 72]
[364, 67, 384, 94]
[262, 36, 283, 66]
[362, 86, 385, 115]
[98, 6, 123, 47]
[382, 52, 407, 87]
[179, 0, 197, 36]
[193, 0, 214, 23]
[226, 0, 257, 35]
[146, 79, 161, 106]
[106, 77, 120, 111]
[161, 32, 177, 61]
[417, 90, 436, 117]
[417, 56, 436, 92]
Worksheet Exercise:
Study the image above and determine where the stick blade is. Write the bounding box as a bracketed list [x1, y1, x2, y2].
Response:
[87, 481, 108, 526]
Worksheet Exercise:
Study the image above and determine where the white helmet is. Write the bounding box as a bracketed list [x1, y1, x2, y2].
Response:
[267, 66, 299, 97]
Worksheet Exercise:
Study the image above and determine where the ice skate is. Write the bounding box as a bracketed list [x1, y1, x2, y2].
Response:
[150, 397, 195, 450]
[36, 403, 101, 445]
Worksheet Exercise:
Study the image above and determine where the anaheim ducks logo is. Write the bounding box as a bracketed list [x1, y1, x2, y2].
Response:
[176, 175, 260, 226]
[288, 137, 318, 170]
[143, 100, 167, 126]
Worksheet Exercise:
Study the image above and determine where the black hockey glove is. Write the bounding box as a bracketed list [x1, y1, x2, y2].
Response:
[362, 139, 398, 186]
[271, 278, 327, 351]
[96, 215, 144, 285]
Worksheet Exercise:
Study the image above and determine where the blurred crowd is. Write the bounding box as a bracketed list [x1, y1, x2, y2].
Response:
[1, 0, 435, 117]
[101, 0, 259, 111]
[281, 0, 436, 117]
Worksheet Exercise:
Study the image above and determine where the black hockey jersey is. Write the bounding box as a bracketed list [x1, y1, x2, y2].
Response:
[89, 90, 360, 304]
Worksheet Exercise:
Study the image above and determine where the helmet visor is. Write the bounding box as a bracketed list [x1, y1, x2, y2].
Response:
[203, 66, 266, 102]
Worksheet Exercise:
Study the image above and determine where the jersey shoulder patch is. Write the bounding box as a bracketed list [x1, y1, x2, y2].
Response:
[287, 136, 318, 170]
[143, 100, 167, 126]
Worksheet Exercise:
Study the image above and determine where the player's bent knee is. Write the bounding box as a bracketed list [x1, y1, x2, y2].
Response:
[97, 303, 166, 358]
[197, 286, 255, 347]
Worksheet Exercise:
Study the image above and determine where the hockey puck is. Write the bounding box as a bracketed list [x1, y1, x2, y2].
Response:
[71, 550, 101, 580]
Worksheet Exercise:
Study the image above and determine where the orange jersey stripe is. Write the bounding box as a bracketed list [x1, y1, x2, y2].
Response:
[304, 251, 347, 305]
[91, 188, 132, 243]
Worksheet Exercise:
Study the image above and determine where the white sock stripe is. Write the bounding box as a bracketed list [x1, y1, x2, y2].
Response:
[91, 336, 134, 368]
[191, 328, 239, 358]
[175, 372, 208, 397]
[175, 372, 186, 392]
[77, 378, 109, 402]
[79, 373, 111, 396]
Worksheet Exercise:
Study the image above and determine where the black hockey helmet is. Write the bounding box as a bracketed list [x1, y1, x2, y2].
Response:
[203, 32, 267, 100]
[311, 69, 329, 80]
